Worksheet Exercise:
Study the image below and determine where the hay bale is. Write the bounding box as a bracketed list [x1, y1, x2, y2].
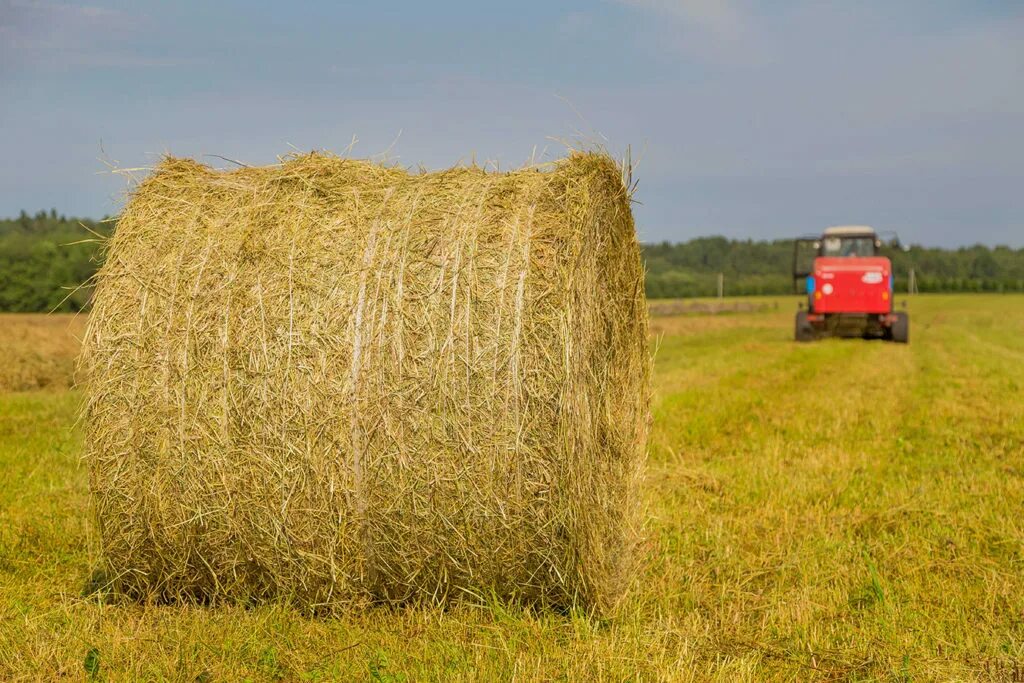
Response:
[80, 151, 649, 612]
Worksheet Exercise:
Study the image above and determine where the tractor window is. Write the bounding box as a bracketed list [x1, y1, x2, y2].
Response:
[821, 236, 875, 257]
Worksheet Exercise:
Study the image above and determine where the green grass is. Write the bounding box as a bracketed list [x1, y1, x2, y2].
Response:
[1, 295, 1022, 681]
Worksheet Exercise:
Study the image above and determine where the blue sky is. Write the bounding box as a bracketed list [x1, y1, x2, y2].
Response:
[1, 0, 1022, 246]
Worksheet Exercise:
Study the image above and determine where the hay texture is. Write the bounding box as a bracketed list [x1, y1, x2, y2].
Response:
[81, 151, 649, 612]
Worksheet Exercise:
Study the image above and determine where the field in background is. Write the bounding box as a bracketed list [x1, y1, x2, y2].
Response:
[1, 295, 1022, 680]
[0, 314, 85, 392]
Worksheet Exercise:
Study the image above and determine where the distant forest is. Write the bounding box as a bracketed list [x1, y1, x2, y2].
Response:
[1, 211, 1022, 312]
[644, 237, 1024, 298]
[0, 211, 111, 313]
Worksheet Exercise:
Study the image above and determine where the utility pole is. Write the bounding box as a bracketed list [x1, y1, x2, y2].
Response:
[908, 268, 917, 295]
[717, 272, 724, 299]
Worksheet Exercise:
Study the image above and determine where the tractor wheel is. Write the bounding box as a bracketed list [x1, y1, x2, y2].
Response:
[890, 311, 909, 344]
[795, 311, 814, 342]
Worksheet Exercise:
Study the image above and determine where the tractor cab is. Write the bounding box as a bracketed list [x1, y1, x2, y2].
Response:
[793, 226, 908, 342]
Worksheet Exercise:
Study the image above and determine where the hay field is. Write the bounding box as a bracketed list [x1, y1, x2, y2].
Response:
[0, 314, 85, 392]
[1, 294, 1022, 681]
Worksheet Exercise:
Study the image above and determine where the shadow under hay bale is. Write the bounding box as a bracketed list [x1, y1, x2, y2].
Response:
[80, 151, 649, 613]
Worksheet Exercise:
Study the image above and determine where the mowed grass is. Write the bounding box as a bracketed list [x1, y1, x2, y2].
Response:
[1, 295, 1022, 681]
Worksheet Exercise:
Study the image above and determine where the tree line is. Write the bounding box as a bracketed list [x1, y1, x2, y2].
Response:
[645, 236, 1024, 298]
[0, 211, 111, 312]
[1, 211, 1022, 311]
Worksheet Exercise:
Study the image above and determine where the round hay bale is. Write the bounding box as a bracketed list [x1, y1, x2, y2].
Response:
[80, 151, 650, 612]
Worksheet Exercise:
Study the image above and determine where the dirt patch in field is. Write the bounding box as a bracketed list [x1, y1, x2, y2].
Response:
[0, 314, 86, 392]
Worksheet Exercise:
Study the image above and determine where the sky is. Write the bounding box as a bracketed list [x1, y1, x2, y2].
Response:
[1, 0, 1022, 247]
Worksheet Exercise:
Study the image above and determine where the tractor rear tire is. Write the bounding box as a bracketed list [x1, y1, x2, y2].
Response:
[795, 311, 814, 342]
[890, 311, 909, 343]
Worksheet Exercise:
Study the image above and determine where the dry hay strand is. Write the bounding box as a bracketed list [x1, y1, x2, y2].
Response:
[80, 150, 650, 613]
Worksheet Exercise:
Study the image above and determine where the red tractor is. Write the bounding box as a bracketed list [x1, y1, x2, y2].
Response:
[793, 226, 908, 343]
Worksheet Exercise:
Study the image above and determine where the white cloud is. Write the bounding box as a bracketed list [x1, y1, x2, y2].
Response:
[0, 0, 132, 39]
[0, 1, 190, 71]
[609, 0, 763, 64]
[617, 0, 745, 41]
